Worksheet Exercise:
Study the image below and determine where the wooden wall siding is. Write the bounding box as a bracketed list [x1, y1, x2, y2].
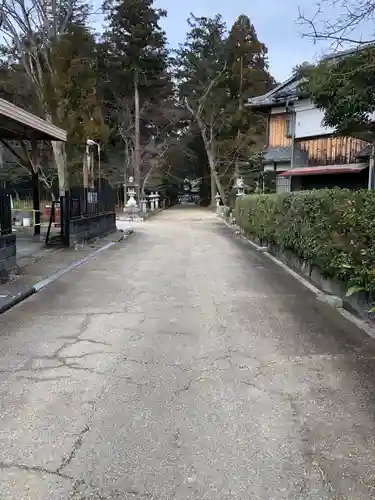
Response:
[268, 114, 368, 165]
[297, 136, 368, 166]
[269, 114, 292, 147]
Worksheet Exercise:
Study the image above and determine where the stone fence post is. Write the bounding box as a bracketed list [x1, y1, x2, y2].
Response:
[149, 192, 156, 211]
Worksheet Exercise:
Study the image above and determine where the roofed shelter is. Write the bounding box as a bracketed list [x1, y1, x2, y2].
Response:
[0, 98, 67, 141]
[0, 98, 67, 282]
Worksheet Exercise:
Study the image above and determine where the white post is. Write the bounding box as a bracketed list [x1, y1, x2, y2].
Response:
[155, 191, 160, 209]
[368, 142, 375, 190]
[150, 192, 155, 211]
[140, 197, 147, 213]
[215, 192, 221, 214]
[236, 177, 245, 197]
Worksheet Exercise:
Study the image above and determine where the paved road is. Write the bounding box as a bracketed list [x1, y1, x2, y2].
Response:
[1, 207, 375, 499]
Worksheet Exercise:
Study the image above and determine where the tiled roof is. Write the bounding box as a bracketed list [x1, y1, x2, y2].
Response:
[249, 44, 375, 110]
[247, 76, 300, 108]
[323, 43, 375, 62]
[264, 147, 292, 163]
[264, 147, 309, 165]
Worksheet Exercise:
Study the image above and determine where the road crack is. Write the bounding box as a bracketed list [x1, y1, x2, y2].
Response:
[0, 461, 73, 480]
[57, 425, 90, 473]
[174, 379, 192, 395]
[122, 356, 188, 371]
[15, 375, 71, 383]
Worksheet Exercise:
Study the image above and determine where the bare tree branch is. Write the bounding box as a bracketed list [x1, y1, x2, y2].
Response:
[0, 0, 75, 190]
[298, 0, 375, 48]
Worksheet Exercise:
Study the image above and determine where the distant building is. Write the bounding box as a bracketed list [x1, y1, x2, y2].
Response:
[247, 73, 370, 193]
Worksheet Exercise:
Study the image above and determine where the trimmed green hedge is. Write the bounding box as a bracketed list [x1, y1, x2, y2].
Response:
[235, 190, 375, 300]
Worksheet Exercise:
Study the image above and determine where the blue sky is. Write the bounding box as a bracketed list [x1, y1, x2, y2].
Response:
[154, 0, 334, 82]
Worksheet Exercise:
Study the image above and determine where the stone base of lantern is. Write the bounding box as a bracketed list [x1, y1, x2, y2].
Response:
[123, 204, 143, 220]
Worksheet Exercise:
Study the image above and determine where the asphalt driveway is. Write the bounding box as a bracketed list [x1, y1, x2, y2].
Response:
[0, 206, 374, 499]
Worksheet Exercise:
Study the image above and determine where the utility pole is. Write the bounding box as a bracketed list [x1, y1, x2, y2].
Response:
[134, 70, 141, 203]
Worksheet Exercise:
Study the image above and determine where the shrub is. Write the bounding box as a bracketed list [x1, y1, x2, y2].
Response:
[235, 190, 375, 301]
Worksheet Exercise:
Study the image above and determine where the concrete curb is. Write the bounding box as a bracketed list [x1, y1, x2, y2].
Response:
[0, 229, 134, 315]
[0, 287, 36, 314]
[220, 217, 375, 341]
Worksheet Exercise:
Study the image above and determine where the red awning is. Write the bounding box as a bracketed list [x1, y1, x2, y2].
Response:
[279, 164, 367, 177]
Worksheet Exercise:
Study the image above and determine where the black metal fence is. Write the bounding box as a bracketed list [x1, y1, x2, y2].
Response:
[0, 187, 12, 236]
[69, 180, 116, 219]
[45, 180, 117, 247]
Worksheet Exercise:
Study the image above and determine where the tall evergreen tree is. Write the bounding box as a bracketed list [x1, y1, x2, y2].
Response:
[224, 15, 274, 190]
[227, 15, 273, 106]
[175, 14, 229, 203]
[175, 14, 274, 203]
[100, 0, 171, 198]
[49, 23, 109, 167]
[102, 0, 169, 97]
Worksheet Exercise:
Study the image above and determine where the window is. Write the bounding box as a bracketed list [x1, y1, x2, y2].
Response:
[285, 117, 294, 138]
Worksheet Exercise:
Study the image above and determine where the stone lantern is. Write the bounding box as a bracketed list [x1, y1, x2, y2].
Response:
[125, 183, 141, 220]
[126, 187, 137, 208]
[215, 192, 221, 211]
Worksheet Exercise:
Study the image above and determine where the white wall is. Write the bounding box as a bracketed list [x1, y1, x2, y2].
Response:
[295, 100, 335, 138]
[270, 106, 288, 115]
[295, 100, 375, 139]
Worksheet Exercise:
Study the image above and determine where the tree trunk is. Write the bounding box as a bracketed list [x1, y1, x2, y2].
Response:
[210, 170, 216, 207]
[134, 71, 141, 203]
[199, 127, 226, 203]
[51, 140, 68, 196]
[142, 163, 155, 195]
[31, 169, 40, 237]
[46, 109, 68, 195]
[206, 148, 225, 205]
[31, 140, 41, 236]
[234, 56, 244, 189]
[234, 128, 241, 188]
[51, 140, 69, 245]
[184, 98, 226, 204]
[123, 139, 132, 207]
